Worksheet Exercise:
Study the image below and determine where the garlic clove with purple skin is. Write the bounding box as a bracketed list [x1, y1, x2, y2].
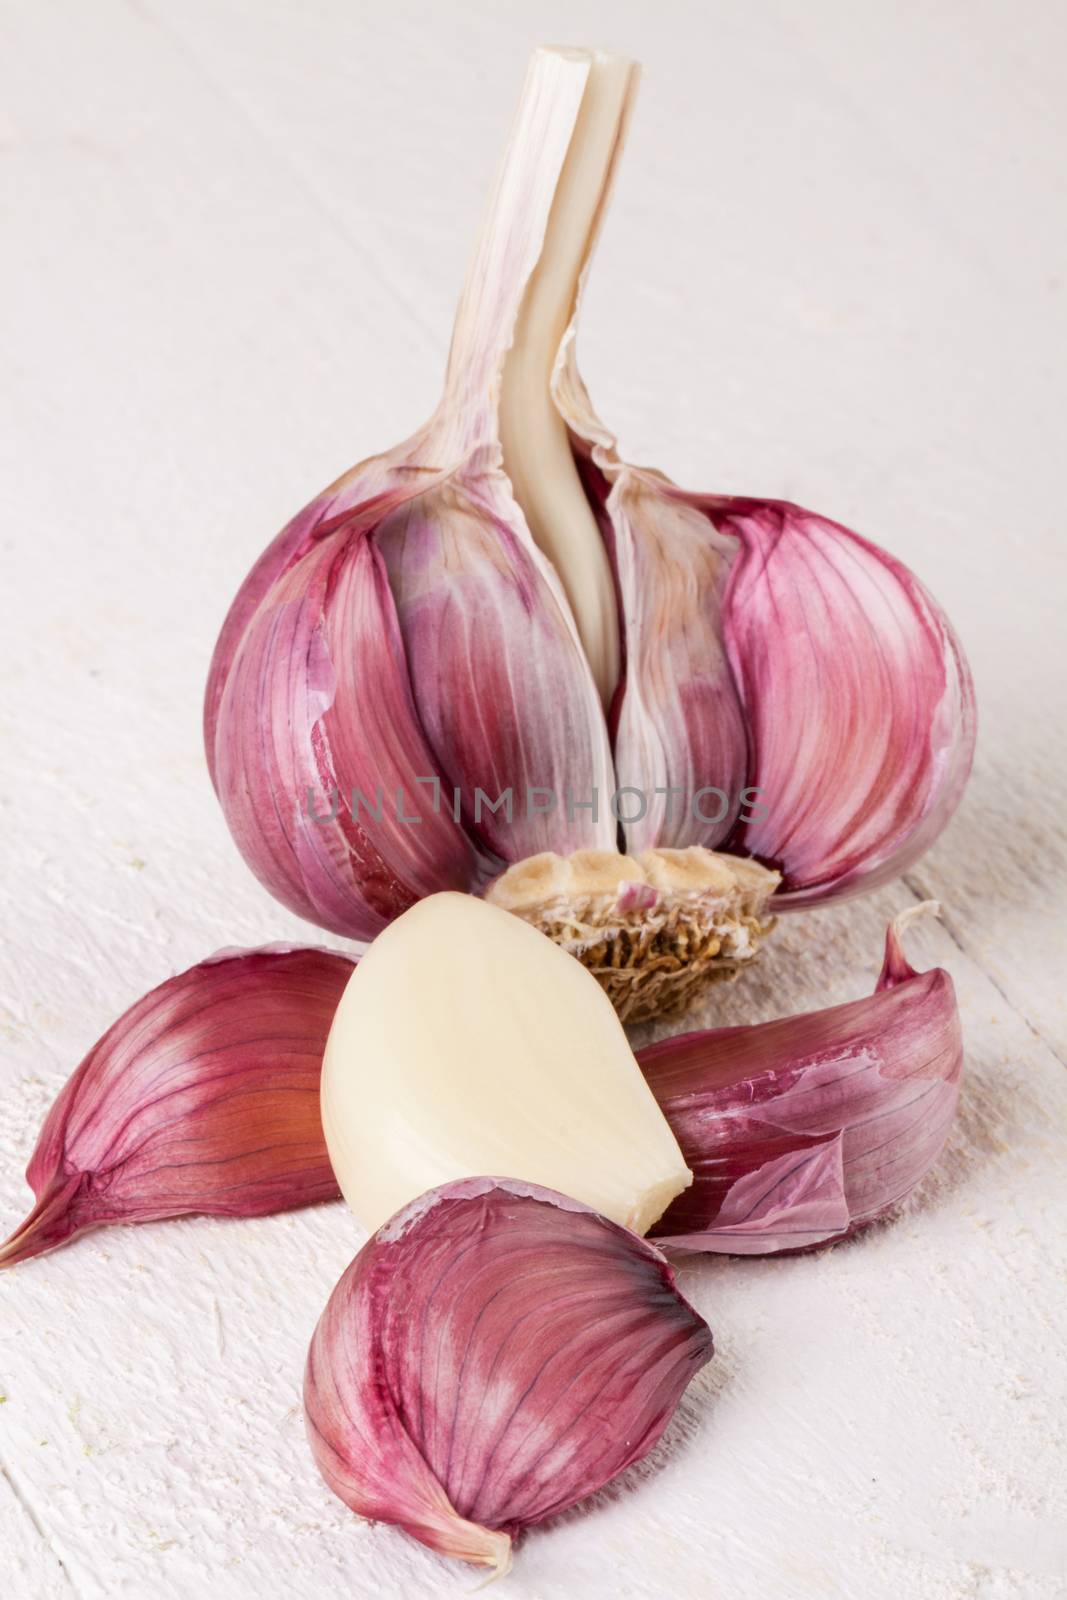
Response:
[210, 491, 489, 942]
[709, 498, 976, 904]
[0, 946, 352, 1267]
[206, 44, 975, 1022]
[638, 904, 963, 1254]
[557, 340, 977, 910]
[304, 1177, 713, 1572]
[371, 470, 616, 866]
[601, 475, 750, 855]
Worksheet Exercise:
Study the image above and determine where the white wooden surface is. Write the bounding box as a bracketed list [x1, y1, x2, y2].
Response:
[2, 2, 1066, 1597]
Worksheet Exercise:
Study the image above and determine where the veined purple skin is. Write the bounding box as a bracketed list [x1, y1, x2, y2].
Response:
[607, 473, 748, 854]
[639, 913, 963, 1255]
[207, 467, 975, 937]
[599, 468, 977, 905]
[304, 1177, 712, 1570]
[207, 451, 615, 941]
[204, 463, 403, 779]
[204, 44, 975, 941]
[373, 461, 615, 864]
[211, 504, 484, 941]
[711, 498, 977, 905]
[0, 947, 352, 1267]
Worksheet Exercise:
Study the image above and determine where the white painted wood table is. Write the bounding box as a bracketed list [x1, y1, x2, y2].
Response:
[2, 3, 1065, 1596]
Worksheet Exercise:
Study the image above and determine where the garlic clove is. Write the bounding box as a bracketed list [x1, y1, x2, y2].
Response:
[205, 468, 423, 789]
[212, 509, 485, 941]
[559, 364, 976, 906]
[373, 471, 617, 863]
[487, 845, 779, 1023]
[0, 947, 352, 1267]
[304, 1176, 713, 1570]
[321, 891, 692, 1234]
[606, 474, 749, 854]
[638, 904, 963, 1254]
[713, 499, 977, 904]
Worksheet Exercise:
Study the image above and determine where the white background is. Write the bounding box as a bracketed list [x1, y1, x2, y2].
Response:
[1, 2, 1065, 1597]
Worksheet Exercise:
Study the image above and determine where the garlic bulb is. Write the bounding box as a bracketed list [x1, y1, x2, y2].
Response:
[304, 1177, 713, 1571]
[0, 947, 352, 1266]
[642, 905, 963, 1254]
[207, 44, 975, 1023]
[321, 891, 692, 1235]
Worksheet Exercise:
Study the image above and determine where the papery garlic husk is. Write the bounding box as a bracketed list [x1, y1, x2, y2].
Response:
[321, 891, 692, 1235]
[304, 1176, 713, 1571]
[639, 905, 963, 1254]
[0, 947, 352, 1266]
[206, 45, 975, 1023]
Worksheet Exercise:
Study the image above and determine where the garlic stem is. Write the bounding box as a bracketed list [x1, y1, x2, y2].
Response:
[498, 50, 634, 705]
[442, 46, 635, 707]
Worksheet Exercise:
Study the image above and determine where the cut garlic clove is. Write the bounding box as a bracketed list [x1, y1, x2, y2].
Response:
[304, 1177, 713, 1570]
[0, 948, 353, 1268]
[639, 904, 963, 1254]
[321, 891, 692, 1234]
[487, 846, 779, 1023]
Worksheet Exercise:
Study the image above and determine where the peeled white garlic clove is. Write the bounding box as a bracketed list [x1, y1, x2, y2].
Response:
[0, 947, 352, 1267]
[639, 904, 963, 1253]
[206, 44, 975, 1020]
[304, 1177, 713, 1571]
[321, 891, 692, 1235]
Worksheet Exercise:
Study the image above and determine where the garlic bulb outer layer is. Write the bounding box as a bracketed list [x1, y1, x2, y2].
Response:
[640, 905, 963, 1254]
[0, 947, 352, 1267]
[320, 891, 692, 1236]
[304, 1176, 713, 1572]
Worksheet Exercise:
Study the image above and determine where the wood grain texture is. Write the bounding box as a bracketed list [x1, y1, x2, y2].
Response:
[1, 2, 1064, 1596]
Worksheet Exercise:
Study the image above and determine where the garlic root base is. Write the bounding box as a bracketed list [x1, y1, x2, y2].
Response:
[486, 847, 780, 1024]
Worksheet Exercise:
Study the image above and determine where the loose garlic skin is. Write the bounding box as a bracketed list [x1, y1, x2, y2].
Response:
[321, 893, 692, 1235]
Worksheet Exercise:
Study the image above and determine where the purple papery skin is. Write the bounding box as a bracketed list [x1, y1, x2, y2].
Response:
[589, 471, 974, 887]
[204, 457, 412, 781]
[207, 452, 975, 938]
[0, 948, 352, 1267]
[207, 457, 614, 937]
[304, 1177, 712, 1569]
[211, 499, 483, 941]
[640, 914, 963, 1255]
[374, 467, 616, 862]
[607, 474, 748, 854]
[710, 499, 976, 904]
